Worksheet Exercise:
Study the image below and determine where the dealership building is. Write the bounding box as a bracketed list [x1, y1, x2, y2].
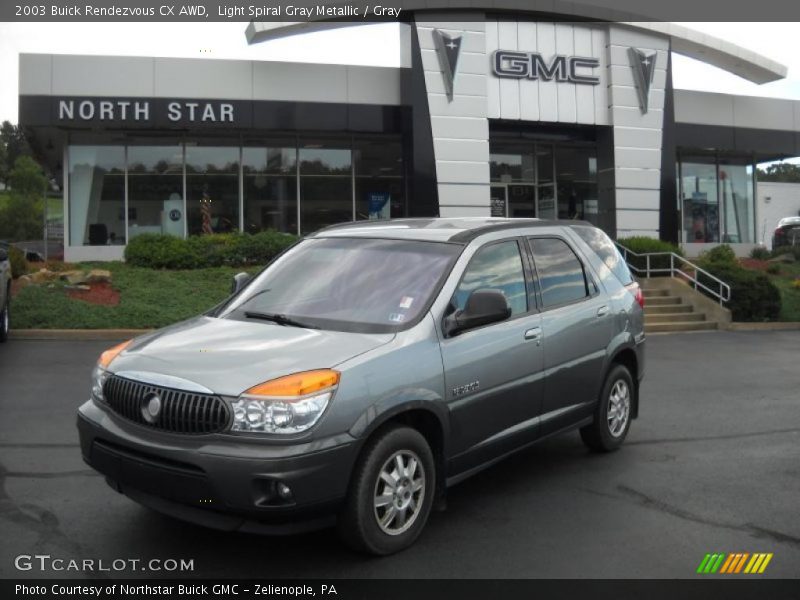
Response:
[17, 10, 800, 261]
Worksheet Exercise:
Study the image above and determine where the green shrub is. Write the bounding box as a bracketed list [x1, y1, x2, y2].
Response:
[749, 246, 771, 260]
[698, 244, 737, 267]
[699, 262, 781, 322]
[771, 245, 800, 261]
[616, 236, 683, 255]
[8, 246, 28, 279]
[124, 233, 196, 269]
[616, 236, 683, 275]
[124, 231, 297, 270]
[766, 263, 781, 275]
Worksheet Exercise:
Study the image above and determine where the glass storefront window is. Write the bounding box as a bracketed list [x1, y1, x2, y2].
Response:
[536, 146, 554, 185]
[65, 136, 406, 244]
[299, 141, 352, 234]
[354, 139, 404, 221]
[555, 146, 599, 224]
[186, 146, 240, 236]
[719, 161, 755, 244]
[68, 146, 125, 246]
[300, 177, 352, 234]
[680, 157, 720, 243]
[299, 145, 351, 175]
[489, 144, 535, 182]
[243, 146, 298, 234]
[127, 145, 184, 239]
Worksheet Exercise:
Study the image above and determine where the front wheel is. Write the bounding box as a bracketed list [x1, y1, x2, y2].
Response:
[580, 364, 634, 452]
[337, 425, 435, 555]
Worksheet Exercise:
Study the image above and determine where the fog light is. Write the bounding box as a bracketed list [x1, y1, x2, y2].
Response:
[276, 482, 293, 500]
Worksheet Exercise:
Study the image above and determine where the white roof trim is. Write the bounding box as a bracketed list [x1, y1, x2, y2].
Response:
[625, 23, 786, 84]
[246, 20, 787, 85]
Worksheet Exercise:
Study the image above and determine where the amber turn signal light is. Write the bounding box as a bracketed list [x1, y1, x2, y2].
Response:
[244, 369, 340, 398]
[98, 339, 132, 368]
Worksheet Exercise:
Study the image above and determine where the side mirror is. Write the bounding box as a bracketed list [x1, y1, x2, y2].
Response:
[444, 289, 511, 336]
[231, 272, 251, 295]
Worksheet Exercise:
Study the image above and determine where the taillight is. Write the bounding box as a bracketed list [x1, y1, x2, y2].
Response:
[628, 283, 645, 309]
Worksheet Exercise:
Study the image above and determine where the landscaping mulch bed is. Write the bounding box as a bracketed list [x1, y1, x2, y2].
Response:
[739, 258, 770, 272]
[65, 282, 120, 306]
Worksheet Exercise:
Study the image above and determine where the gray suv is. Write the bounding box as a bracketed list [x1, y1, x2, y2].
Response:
[77, 218, 645, 555]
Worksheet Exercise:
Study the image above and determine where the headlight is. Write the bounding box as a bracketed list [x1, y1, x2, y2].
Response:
[231, 369, 340, 434]
[91, 339, 131, 404]
[92, 365, 111, 403]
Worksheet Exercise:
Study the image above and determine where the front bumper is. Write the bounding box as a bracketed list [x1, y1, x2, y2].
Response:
[77, 400, 359, 534]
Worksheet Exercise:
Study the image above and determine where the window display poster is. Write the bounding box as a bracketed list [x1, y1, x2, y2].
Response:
[368, 192, 391, 220]
[491, 196, 506, 217]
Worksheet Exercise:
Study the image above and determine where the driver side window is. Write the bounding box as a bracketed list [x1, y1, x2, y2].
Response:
[452, 240, 528, 316]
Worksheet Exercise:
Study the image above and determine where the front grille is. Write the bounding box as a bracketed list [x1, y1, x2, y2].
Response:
[103, 375, 230, 434]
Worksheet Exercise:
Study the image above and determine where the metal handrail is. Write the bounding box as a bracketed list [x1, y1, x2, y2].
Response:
[614, 243, 731, 305]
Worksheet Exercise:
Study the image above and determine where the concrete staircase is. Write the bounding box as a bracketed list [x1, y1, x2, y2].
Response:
[642, 281, 721, 334]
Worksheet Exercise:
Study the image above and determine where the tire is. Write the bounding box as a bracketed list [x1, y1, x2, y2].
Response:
[0, 288, 8, 343]
[337, 425, 436, 555]
[580, 364, 634, 452]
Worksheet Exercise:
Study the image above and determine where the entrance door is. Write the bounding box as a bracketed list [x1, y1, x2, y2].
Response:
[507, 184, 536, 218]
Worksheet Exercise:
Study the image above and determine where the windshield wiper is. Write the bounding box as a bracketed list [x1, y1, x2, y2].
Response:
[244, 311, 319, 329]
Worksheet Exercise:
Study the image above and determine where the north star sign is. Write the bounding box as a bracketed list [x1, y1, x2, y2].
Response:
[492, 51, 600, 85]
[57, 99, 235, 123]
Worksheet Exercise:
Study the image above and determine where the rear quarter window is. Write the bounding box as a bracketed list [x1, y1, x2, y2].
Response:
[571, 226, 633, 286]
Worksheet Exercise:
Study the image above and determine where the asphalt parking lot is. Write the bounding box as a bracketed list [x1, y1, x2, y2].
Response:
[1, 331, 798, 579]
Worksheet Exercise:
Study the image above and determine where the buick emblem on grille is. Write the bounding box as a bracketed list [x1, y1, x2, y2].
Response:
[142, 392, 162, 424]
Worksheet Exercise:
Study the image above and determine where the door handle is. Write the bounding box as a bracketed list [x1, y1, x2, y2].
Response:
[524, 327, 541, 341]
[597, 305, 609, 317]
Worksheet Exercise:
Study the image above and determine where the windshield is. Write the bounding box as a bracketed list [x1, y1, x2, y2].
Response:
[218, 237, 462, 333]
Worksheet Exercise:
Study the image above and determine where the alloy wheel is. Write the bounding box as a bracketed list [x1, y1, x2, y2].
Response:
[373, 450, 426, 536]
[606, 379, 631, 437]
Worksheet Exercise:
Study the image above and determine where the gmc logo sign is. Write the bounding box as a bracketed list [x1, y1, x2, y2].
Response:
[493, 51, 600, 85]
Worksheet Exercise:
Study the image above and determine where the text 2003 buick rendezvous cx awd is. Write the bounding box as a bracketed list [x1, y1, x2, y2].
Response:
[78, 218, 645, 555]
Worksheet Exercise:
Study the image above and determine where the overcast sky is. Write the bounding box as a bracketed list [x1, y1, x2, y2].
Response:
[0, 21, 799, 124]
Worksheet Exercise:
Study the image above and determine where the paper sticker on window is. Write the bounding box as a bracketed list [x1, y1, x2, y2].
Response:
[389, 313, 406, 323]
[399, 296, 414, 309]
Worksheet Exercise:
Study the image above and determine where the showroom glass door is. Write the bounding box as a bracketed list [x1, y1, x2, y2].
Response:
[535, 145, 557, 220]
[507, 184, 537, 218]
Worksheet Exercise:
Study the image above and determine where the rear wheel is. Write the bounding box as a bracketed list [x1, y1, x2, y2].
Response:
[580, 364, 633, 452]
[0, 288, 9, 343]
[337, 425, 435, 555]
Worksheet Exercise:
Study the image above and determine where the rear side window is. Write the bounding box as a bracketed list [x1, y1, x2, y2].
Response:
[529, 238, 589, 308]
[571, 226, 633, 285]
[453, 240, 528, 316]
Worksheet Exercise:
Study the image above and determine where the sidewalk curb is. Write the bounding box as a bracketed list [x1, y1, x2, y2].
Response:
[727, 322, 800, 331]
[10, 329, 153, 341]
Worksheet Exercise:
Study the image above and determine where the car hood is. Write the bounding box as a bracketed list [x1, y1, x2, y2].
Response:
[108, 316, 394, 396]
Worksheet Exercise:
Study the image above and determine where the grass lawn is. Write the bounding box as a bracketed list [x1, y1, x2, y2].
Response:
[13, 262, 261, 329]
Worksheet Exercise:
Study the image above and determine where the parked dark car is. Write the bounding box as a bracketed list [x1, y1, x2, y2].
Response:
[0, 241, 44, 263]
[77, 218, 645, 555]
[0, 245, 10, 342]
[772, 216, 800, 249]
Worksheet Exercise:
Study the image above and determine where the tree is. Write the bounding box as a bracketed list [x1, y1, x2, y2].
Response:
[0, 155, 45, 241]
[757, 162, 800, 183]
[0, 121, 31, 187]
